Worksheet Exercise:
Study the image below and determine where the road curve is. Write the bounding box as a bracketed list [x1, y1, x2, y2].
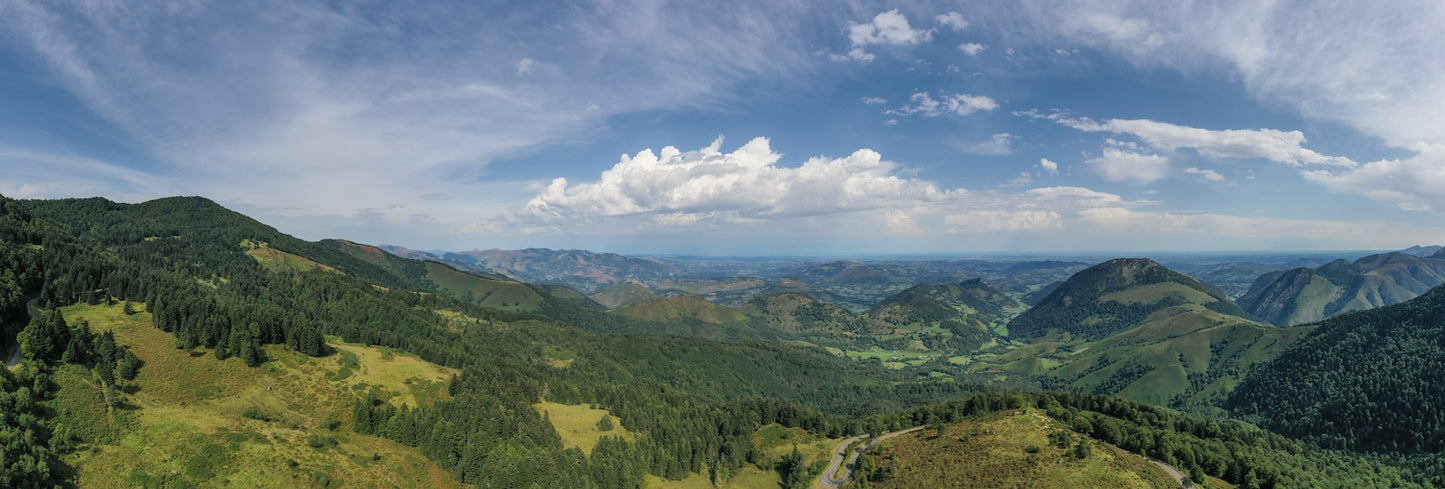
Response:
[1148, 457, 1191, 488]
[6, 298, 40, 370]
[818, 426, 924, 489]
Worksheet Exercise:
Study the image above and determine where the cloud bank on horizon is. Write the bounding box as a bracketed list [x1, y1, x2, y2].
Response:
[1, 1, 1443, 253]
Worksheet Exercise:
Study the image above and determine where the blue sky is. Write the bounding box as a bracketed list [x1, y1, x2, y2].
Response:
[3, 1, 1445, 254]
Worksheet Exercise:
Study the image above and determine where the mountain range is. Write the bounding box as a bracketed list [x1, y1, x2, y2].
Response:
[3, 194, 1443, 488]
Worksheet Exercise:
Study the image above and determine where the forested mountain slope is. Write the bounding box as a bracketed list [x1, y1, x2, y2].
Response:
[1239, 252, 1445, 326]
[1229, 282, 1445, 455]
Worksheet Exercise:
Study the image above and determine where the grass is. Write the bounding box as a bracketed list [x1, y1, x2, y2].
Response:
[867, 408, 1175, 489]
[534, 401, 636, 455]
[846, 349, 941, 369]
[242, 239, 341, 275]
[57, 301, 462, 489]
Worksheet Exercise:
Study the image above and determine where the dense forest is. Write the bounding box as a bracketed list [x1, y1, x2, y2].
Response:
[2, 193, 1443, 487]
[1229, 284, 1445, 455]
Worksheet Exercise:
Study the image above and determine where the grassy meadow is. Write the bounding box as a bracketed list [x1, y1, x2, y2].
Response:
[55, 301, 461, 488]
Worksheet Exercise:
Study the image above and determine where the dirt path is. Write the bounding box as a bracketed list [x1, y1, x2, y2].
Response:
[817, 426, 924, 489]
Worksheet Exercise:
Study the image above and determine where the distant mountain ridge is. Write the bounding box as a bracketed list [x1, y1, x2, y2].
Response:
[1238, 251, 1445, 326]
[379, 245, 682, 293]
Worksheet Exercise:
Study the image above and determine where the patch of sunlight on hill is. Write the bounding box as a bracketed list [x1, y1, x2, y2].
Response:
[57, 301, 462, 489]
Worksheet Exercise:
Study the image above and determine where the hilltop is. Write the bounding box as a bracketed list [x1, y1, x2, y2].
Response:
[1008, 258, 1251, 340]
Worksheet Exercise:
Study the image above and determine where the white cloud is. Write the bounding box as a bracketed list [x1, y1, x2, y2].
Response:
[1002, 172, 1034, 187]
[1184, 167, 1224, 182]
[1087, 147, 1169, 184]
[961, 133, 1017, 155]
[1032, 2, 1445, 150]
[947, 210, 1061, 232]
[1303, 143, 1445, 211]
[1038, 158, 1059, 175]
[1025, 111, 1355, 167]
[936, 12, 969, 31]
[888, 92, 998, 118]
[844, 9, 932, 61]
[958, 43, 987, 55]
[860, 96, 888, 105]
[515, 57, 536, 76]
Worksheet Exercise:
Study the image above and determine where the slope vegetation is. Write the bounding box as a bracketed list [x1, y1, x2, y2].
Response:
[860, 409, 1178, 489]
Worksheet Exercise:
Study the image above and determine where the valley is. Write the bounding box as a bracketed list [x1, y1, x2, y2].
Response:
[0, 194, 1442, 488]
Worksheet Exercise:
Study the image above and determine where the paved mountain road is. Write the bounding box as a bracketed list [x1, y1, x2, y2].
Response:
[817, 426, 924, 489]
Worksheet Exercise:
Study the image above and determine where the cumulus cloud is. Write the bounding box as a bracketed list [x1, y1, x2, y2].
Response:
[936, 12, 969, 31]
[1038, 158, 1059, 175]
[844, 10, 933, 61]
[1184, 167, 1224, 182]
[888, 92, 998, 118]
[860, 96, 888, 105]
[1303, 143, 1445, 211]
[958, 43, 987, 55]
[523, 137, 960, 223]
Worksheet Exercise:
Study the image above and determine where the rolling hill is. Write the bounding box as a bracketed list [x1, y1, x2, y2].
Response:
[1238, 251, 1445, 326]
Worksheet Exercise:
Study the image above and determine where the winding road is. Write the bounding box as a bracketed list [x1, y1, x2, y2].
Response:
[818, 426, 924, 489]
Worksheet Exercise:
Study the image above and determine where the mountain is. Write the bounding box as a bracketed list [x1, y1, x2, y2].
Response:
[1228, 283, 1445, 455]
[977, 259, 1299, 407]
[1007, 258, 1249, 340]
[1238, 252, 1445, 326]
[1398, 244, 1444, 257]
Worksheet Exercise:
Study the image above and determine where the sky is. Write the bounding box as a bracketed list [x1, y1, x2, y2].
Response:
[2, 1, 1445, 255]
